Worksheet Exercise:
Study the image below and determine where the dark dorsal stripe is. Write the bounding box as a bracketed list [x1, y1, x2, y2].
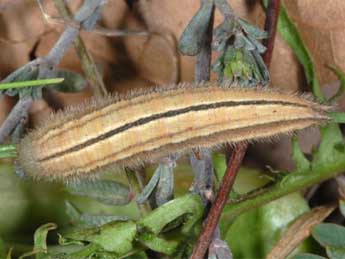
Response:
[39, 99, 309, 162]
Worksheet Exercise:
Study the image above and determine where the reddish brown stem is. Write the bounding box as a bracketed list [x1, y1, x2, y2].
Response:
[191, 1, 281, 258]
[262, 0, 281, 68]
[191, 143, 247, 259]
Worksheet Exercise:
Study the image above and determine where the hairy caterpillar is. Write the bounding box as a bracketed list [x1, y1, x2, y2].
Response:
[17, 83, 330, 181]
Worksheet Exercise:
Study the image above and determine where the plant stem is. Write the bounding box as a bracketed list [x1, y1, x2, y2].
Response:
[191, 143, 247, 259]
[0, 96, 32, 144]
[190, 0, 215, 202]
[262, 0, 281, 68]
[191, 1, 281, 257]
[53, 0, 107, 97]
[125, 168, 151, 216]
[222, 155, 345, 231]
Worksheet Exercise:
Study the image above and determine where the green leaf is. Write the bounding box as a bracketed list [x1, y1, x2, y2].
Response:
[65, 201, 128, 227]
[64, 221, 137, 256]
[312, 223, 345, 247]
[52, 70, 86, 93]
[312, 124, 344, 171]
[326, 246, 345, 259]
[1, 65, 39, 97]
[226, 193, 310, 258]
[0, 78, 64, 90]
[326, 64, 345, 101]
[292, 253, 327, 259]
[330, 112, 345, 124]
[263, 0, 324, 101]
[53, 243, 99, 259]
[138, 232, 180, 255]
[212, 153, 227, 182]
[6, 248, 13, 259]
[0, 144, 17, 159]
[65, 179, 131, 206]
[178, 0, 214, 55]
[292, 136, 310, 173]
[155, 163, 174, 206]
[34, 223, 57, 259]
[138, 194, 203, 235]
[137, 165, 161, 204]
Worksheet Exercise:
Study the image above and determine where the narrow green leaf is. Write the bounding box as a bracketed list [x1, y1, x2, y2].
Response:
[155, 163, 174, 206]
[0, 78, 64, 90]
[137, 166, 161, 204]
[326, 64, 345, 101]
[0, 144, 16, 159]
[64, 201, 81, 224]
[6, 248, 13, 259]
[291, 136, 310, 173]
[312, 223, 345, 247]
[212, 153, 227, 182]
[263, 0, 324, 101]
[34, 223, 57, 259]
[330, 112, 345, 124]
[65, 179, 131, 206]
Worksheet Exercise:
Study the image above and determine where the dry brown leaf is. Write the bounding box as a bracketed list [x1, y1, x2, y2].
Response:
[284, 0, 345, 86]
[267, 204, 336, 259]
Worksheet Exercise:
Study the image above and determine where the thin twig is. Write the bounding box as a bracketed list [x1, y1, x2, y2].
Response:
[0, 97, 32, 143]
[0, 0, 106, 143]
[191, 143, 247, 258]
[189, 0, 215, 203]
[191, 1, 281, 257]
[262, 0, 281, 68]
[53, 0, 107, 96]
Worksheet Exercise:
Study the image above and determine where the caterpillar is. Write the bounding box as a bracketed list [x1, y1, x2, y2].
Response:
[17, 83, 330, 181]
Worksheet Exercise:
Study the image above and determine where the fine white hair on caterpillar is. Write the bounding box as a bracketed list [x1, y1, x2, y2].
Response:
[17, 82, 330, 181]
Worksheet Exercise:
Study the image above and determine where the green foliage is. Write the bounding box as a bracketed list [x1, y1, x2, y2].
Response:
[65, 180, 131, 206]
[0, 78, 64, 91]
[0, 144, 17, 159]
[34, 223, 57, 259]
[65, 201, 128, 227]
[226, 193, 311, 258]
[212, 16, 269, 86]
[326, 64, 345, 101]
[51, 70, 86, 93]
[64, 221, 137, 255]
[263, 0, 324, 101]
[291, 136, 311, 173]
[311, 223, 345, 259]
[13, 194, 203, 258]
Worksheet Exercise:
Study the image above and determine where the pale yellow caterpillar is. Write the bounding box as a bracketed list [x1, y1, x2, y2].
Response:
[17, 83, 330, 181]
